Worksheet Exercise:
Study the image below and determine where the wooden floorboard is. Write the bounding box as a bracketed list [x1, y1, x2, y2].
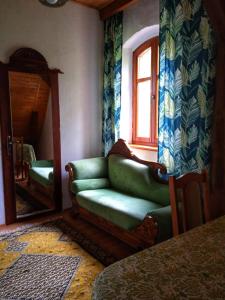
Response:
[0, 212, 62, 231]
[63, 209, 137, 261]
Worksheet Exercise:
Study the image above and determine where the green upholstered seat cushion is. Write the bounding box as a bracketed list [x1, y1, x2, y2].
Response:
[69, 157, 108, 180]
[30, 160, 53, 168]
[108, 155, 170, 206]
[71, 178, 110, 194]
[29, 167, 53, 187]
[76, 189, 162, 230]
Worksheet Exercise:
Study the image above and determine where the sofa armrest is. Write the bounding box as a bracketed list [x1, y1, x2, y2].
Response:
[30, 160, 53, 168]
[66, 157, 108, 180]
[149, 205, 172, 243]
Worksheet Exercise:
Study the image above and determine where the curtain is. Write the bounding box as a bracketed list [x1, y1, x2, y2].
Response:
[158, 0, 216, 176]
[102, 12, 123, 156]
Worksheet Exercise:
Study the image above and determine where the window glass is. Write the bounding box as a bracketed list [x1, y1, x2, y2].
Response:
[132, 37, 158, 147]
[138, 48, 151, 79]
[137, 80, 151, 138]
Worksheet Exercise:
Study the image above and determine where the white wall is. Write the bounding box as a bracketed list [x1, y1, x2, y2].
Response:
[120, 0, 159, 161]
[0, 0, 103, 224]
[123, 0, 159, 44]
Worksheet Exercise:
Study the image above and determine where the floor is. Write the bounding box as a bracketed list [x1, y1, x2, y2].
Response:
[64, 210, 136, 261]
[0, 213, 61, 232]
[1, 209, 136, 262]
[0, 214, 104, 300]
[0, 210, 138, 299]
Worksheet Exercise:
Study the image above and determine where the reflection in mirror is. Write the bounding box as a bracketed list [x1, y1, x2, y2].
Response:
[9, 71, 55, 218]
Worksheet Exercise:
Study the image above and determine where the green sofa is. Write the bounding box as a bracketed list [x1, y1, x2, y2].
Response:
[28, 160, 54, 206]
[29, 160, 54, 187]
[66, 140, 172, 249]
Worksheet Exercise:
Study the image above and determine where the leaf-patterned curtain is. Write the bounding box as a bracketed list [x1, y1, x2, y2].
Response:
[158, 0, 216, 176]
[102, 12, 123, 156]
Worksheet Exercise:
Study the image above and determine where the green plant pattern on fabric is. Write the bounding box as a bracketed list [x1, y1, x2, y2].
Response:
[158, 0, 216, 176]
[102, 12, 123, 156]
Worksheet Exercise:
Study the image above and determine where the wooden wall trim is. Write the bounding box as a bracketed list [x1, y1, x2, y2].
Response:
[203, 0, 225, 44]
[50, 70, 62, 211]
[203, 0, 225, 218]
[100, 0, 137, 20]
[0, 63, 16, 224]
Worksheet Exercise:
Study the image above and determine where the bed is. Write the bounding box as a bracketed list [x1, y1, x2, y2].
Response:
[92, 215, 225, 300]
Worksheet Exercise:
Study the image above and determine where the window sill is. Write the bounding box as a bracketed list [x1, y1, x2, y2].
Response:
[129, 144, 158, 152]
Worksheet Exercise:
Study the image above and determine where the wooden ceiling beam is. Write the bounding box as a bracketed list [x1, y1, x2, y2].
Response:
[100, 0, 137, 20]
[73, 0, 114, 9]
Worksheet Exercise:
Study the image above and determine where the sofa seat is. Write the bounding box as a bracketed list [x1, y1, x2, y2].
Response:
[77, 188, 162, 230]
[29, 167, 53, 187]
[29, 160, 54, 187]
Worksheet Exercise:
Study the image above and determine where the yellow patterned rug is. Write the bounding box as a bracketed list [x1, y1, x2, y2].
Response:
[0, 219, 105, 300]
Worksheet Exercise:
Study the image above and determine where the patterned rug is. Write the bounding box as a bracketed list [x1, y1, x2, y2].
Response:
[0, 219, 105, 299]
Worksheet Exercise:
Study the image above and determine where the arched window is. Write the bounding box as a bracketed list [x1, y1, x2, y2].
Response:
[132, 37, 159, 147]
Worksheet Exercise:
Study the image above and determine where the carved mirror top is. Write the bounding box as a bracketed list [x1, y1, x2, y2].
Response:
[1, 47, 63, 76]
[9, 48, 49, 72]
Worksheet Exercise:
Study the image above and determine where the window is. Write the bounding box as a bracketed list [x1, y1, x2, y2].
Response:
[132, 37, 159, 148]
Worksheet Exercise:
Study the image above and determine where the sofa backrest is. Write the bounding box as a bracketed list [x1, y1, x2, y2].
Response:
[108, 155, 170, 206]
[71, 157, 108, 180]
[31, 159, 53, 168]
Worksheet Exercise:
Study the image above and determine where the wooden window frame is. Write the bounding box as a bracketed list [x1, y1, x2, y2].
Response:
[132, 36, 159, 147]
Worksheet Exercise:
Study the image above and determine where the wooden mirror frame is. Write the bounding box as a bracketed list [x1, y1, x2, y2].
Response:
[0, 47, 62, 224]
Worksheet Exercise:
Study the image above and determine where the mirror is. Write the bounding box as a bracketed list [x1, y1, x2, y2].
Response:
[0, 47, 62, 223]
[9, 71, 55, 218]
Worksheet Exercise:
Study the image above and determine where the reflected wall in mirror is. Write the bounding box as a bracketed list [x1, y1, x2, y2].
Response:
[9, 71, 55, 218]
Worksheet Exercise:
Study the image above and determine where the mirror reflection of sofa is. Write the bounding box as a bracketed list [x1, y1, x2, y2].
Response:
[66, 139, 172, 250]
[28, 159, 54, 208]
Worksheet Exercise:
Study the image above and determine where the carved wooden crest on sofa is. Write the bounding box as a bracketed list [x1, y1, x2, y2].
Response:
[108, 139, 167, 181]
[65, 139, 170, 250]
